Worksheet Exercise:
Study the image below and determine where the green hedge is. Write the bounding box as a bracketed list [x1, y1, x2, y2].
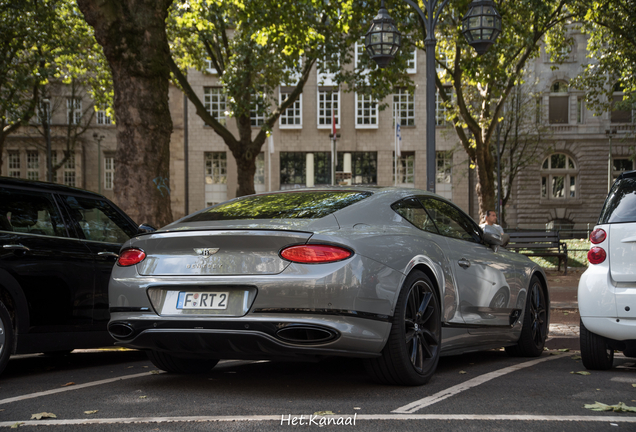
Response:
[522, 239, 591, 268]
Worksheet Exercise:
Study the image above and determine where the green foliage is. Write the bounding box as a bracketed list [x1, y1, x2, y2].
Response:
[571, 0, 636, 115]
[527, 238, 591, 268]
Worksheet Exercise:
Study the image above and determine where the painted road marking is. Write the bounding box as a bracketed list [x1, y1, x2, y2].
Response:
[1, 414, 635, 428]
[0, 360, 266, 406]
[393, 353, 573, 414]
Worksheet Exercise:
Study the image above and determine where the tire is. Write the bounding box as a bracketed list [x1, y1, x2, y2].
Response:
[506, 276, 547, 357]
[147, 350, 219, 374]
[0, 300, 15, 377]
[580, 320, 614, 370]
[365, 270, 441, 386]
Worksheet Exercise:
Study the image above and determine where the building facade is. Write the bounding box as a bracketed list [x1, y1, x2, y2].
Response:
[2, 28, 634, 229]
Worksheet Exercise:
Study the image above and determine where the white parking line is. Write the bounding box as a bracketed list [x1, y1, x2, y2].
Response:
[1, 413, 635, 428]
[393, 353, 573, 414]
[0, 359, 265, 406]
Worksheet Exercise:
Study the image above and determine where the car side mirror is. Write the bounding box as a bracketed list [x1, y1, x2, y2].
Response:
[137, 223, 156, 234]
[483, 231, 503, 249]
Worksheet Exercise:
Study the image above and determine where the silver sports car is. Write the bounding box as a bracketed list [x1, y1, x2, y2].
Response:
[108, 187, 549, 386]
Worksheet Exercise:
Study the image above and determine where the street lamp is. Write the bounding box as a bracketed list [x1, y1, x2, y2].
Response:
[365, 0, 502, 193]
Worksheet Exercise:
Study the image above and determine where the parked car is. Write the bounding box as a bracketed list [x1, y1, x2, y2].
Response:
[579, 169, 636, 370]
[0, 177, 153, 376]
[108, 187, 550, 386]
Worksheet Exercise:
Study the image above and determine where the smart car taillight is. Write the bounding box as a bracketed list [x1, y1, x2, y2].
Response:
[587, 247, 607, 265]
[117, 248, 146, 266]
[280, 245, 352, 264]
[590, 228, 607, 244]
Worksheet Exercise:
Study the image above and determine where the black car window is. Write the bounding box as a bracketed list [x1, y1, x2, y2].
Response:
[0, 187, 68, 237]
[183, 191, 372, 222]
[392, 198, 439, 234]
[420, 198, 481, 243]
[599, 177, 636, 224]
[62, 195, 136, 243]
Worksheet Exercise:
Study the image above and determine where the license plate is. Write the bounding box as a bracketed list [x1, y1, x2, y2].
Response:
[176, 292, 229, 310]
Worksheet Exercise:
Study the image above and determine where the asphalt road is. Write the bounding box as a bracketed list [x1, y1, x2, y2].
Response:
[1, 347, 635, 431]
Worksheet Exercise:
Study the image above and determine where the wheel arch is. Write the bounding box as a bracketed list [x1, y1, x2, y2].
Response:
[0, 269, 31, 338]
[411, 264, 442, 307]
[531, 270, 550, 307]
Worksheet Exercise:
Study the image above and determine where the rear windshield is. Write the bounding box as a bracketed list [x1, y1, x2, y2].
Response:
[599, 177, 636, 224]
[182, 191, 372, 222]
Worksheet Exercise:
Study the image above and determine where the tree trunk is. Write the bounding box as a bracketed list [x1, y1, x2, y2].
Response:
[474, 142, 496, 222]
[77, 0, 173, 228]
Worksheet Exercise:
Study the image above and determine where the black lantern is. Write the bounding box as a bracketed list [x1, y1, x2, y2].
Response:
[461, 0, 502, 55]
[364, 1, 401, 69]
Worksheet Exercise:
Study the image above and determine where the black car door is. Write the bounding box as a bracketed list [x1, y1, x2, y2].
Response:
[0, 187, 95, 332]
[57, 194, 138, 330]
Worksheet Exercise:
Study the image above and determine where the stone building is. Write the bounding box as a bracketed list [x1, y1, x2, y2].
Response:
[2, 28, 634, 230]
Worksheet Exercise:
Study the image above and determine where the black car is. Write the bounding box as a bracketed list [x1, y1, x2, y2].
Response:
[0, 177, 150, 376]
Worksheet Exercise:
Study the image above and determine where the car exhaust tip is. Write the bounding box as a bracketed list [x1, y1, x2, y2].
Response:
[276, 325, 339, 344]
[108, 322, 135, 339]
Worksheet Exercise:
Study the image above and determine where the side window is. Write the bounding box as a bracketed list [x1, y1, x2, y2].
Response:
[0, 187, 68, 237]
[62, 195, 136, 243]
[421, 198, 481, 243]
[392, 198, 439, 234]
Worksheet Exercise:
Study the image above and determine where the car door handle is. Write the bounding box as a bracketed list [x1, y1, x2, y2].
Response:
[97, 251, 119, 259]
[3, 244, 30, 251]
[458, 258, 471, 269]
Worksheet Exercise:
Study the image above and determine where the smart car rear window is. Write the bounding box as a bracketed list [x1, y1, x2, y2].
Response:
[599, 177, 636, 224]
[183, 191, 372, 221]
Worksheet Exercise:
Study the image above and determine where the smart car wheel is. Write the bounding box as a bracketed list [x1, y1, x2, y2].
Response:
[505, 276, 547, 357]
[580, 320, 614, 370]
[147, 350, 219, 374]
[0, 300, 14, 376]
[365, 270, 441, 386]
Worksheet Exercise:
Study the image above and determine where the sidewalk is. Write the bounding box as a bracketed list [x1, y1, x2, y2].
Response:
[544, 268, 582, 350]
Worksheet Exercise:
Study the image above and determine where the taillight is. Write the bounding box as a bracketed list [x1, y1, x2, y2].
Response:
[280, 244, 352, 264]
[117, 248, 146, 266]
[590, 228, 607, 244]
[587, 247, 607, 265]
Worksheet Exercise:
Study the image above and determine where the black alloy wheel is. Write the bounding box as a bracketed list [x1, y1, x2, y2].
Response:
[365, 270, 441, 386]
[506, 276, 547, 357]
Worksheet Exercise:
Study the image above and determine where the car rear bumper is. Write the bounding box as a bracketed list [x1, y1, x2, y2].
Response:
[108, 313, 391, 360]
[580, 317, 636, 341]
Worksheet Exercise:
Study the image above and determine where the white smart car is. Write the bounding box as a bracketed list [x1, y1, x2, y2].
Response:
[579, 169, 636, 369]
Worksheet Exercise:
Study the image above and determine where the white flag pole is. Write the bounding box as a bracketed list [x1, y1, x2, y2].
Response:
[268, 135, 274, 191]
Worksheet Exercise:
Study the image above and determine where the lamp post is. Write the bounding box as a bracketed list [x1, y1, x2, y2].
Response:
[365, 0, 501, 193]
[93, 133, 105, 194]
[606, 129, 617, 192]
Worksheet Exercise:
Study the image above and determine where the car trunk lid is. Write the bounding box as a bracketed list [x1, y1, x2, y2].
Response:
[135, 229, 313, 276]
[609, 222, 636, 282]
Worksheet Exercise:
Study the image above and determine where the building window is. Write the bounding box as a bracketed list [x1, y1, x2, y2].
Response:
[97, 110, 112, 125]
[407, 47, 417, 74]
[394, 89, 415, 126]
[250, 94, 266, 127]
[280, 152, 331, 188]
[436, 151, 452, 200]
[67, 98, 82, 125]
[204, 88, 227, 124]
[549, 81, 569, 124]
[317, 89, 339, 129]
[355, 93, 378, 128]
[577, 97, 585, 124]
[8, 152, 20, 178]
[394, 151, 415, 185]
[612, 158, 634, 180]
[255, 153, 265, 185]
[63, 153, 76, 187]
[317, 54, 339, 86]
[104, 156, 114, 190]
[279, 91, 302, 128]
[205, 152, 227, 184]
[540, 153, 577, 199]
[611, 84, 633, 124]
[27, 151, 39, 181]
[436, 87, 453, 126]
[37, 100, 51, 124]
[337, 152, 377, 185]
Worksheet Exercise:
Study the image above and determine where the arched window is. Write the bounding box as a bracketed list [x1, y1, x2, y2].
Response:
[549, 81, 569, 124]
[541, 153, 577, 199]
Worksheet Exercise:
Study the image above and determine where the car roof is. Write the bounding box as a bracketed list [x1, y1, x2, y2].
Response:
[617, 169, 636, 180]
[0, 176, 107, 199]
